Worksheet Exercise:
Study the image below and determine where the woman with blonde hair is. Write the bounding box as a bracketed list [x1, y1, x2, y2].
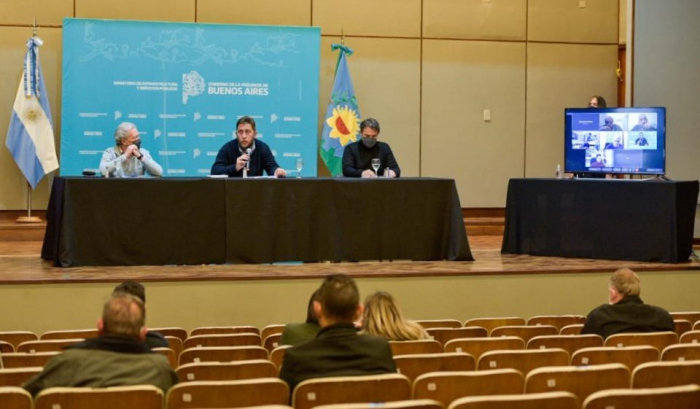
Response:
[362, 291, 428, 340]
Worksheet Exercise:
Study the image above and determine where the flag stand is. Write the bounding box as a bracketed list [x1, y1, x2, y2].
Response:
[16, 182, 42, 223]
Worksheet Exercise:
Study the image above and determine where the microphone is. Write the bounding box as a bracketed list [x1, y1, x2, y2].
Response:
[245, 148, 252, 171]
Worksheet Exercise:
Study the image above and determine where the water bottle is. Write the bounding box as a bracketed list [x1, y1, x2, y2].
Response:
[384, 167, 390, 178]
[555, 164, 562, 179]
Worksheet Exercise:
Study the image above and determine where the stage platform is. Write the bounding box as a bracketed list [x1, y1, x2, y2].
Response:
[1, 236, 698, 285]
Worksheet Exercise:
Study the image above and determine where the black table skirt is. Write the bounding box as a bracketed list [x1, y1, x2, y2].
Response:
[501, 178, 699, 263]
[42, 177, 473, 266]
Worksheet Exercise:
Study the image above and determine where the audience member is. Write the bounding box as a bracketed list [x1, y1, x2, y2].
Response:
[280, 289, 321, 346]
[23, 293, 177, 396]
[342, 118, 400, 178]
[113, 280, 168, 349]
[210, 116, 286, 177]
[361, 291, 428, 341]
[279, 274, 396, 392]
[581, 268, 674, 339]
[99, 122, 163, 178]
[588, 95, 607, 108]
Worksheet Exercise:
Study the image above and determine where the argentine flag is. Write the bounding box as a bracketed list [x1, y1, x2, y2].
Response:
[5, 36, 58, 189]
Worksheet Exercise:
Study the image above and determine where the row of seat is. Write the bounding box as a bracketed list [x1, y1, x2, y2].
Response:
[2, 368, 700, 409]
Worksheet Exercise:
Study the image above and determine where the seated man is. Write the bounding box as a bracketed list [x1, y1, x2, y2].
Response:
[23, 293, 177, 396]
[589, 154, 605, 168]
[113, 280, 168, 349]
[581, 268, 674, 339]
[210, 116, 286, 177]
[635, 132, 649, 146]
[99, 122, 163, 178]
[342, 118, 400, 178]
[279, 274, 396, 392]
[599, 116, 623, 131]
[631, 114, 656, 131]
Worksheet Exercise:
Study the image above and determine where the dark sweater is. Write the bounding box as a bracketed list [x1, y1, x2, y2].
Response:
[211, 139, 280, 177]
[342, 140, 400, 178]
[581, 295, 675, 339]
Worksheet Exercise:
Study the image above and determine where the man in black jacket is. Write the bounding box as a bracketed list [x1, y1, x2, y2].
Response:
[342, 118, 400, 178]
[279, 274, 396, 392]
[581, 268, 674, 339]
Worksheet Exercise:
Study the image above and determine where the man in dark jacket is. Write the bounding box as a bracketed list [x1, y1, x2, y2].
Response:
[279, 274, 396, 392]
[342, 118, 400, 178]
[210, 116, 286, 177]
[23, 293, 177, 396]
[113, 280, 168, 349]
[581, 268, 674, 339]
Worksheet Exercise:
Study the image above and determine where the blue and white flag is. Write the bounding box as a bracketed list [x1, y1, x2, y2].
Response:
[5, 36, 58, 189]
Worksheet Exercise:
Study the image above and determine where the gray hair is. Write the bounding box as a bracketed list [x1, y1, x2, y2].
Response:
[609, 268, 641, 297]
[102, 293, 146, 339]
[359, 118, 380, 134]
[114, 122, 137, 145]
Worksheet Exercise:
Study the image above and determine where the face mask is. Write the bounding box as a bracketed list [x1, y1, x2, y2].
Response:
[362, 137, 377, 148]
[132, 140, 142, 149]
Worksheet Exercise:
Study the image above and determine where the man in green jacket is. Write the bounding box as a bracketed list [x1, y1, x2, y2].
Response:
[23, 293, 177, 396]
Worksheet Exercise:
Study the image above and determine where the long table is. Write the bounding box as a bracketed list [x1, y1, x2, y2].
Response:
[501, 178, 699, 263]
[42, 177, 473, 267]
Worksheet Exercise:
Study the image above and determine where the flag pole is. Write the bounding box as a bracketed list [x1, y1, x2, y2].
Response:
[17, 17, 43, 224]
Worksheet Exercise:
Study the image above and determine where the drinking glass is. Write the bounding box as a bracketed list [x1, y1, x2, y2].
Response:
[371, 158, 380, 176]
[296, 158, 303, 178]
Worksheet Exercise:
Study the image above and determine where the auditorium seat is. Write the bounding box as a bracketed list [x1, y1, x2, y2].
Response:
[151, 327, 188, 342]
[525, 363, 630, 401]
[0, 367, 42, 387]
[0, 386, 32, 409]
[178, 346, 268, 366]
[35, 385, 163, 409]
[0, 341, 13, 353]
[631, 360, 700, 388]
[16, 339, 83, 353]
[583, 384, 700, 409]
[314, 399, 444, 409]
[176, 360, 276, 383]
[559, 324, 583, 335]
[661, 343, 700, 361]
[490, 325, 559, 343]
[0, 352, 59, 368]
[526, 315, 586, 330]
[269, 345, 291, 372]
[0, 332, 38, 349]
[389, 340, 442, 356]
[412, 370, 524, 406]
[604, 332, 678, 351]
[40, 329, 98, 340]
[292, 374, 411, 409]
[263, 333, 282, 353]
[669, 312, 700, 327]
[183, 333, 262, 349]
[190, 326, 260, 336]
[394, 352, 475, 382]
[261, 324, 286, 341]
[527, 334, 604, 355]
[166, 379, 289, 409]
[152, 347, 177, 368]
[165, 336, 184, 362]
[679, 329, 700, 344]
[571, 346, 660, 371]
[674, 320, 693, 336]
[416, 319, 463, 329]
[448, 391, 579, 409]
[695, 321, 700, 331]
[477, 349, 570, 374]
[426, 327, 487, 346]
[444, 336, 525, 360]
[463, 317, 525, 335]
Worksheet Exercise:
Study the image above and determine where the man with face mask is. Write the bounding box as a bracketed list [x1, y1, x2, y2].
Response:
[99, 122, 163, 178]
[342, 118, 400, 178]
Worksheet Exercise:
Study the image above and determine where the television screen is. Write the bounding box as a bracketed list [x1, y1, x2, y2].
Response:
[564, 107, 666, 175]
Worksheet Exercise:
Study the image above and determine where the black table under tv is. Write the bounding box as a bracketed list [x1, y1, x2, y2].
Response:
[42, 177, 473, 267]
[501, 178, 699, 263]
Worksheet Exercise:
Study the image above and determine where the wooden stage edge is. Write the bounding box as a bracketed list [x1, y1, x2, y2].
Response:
[1, 237, 699, 285]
